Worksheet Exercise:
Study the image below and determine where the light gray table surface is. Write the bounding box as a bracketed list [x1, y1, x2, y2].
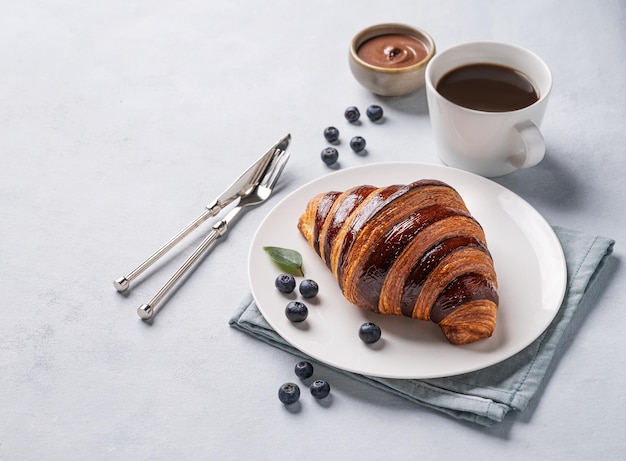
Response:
[1, 1, 624, 459]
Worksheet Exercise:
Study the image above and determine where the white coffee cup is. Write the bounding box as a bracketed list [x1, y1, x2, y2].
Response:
[425, 41, 552, 177]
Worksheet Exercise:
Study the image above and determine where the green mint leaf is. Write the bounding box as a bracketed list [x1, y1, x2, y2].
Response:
[263, 246, 304, 276]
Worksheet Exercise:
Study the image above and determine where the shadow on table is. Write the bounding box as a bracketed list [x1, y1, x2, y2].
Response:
[493, 144, 583, 211]
[372, 87, 430, 117]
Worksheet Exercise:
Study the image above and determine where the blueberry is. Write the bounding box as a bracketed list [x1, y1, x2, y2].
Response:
[358, 322, 382, 344]
[285, 301, 308, 322]
[320, 147, 339, 166]
[299, 279, 319, 298]
[310, 379, 331, 399]
[350, 136, 367, 153]
[294, 361, 314, 380]
[278, 382, 301, 405]
[275, 273, 296, 293]
[344, 106, 360, 123]
[323, 126, 339, 143]
[366, 105, 384, 122]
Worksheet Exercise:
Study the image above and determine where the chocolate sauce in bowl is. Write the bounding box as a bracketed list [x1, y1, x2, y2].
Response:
[357, 33, 429, 68]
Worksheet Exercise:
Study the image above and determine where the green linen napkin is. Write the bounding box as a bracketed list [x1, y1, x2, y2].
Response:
[229, 226, 615, 425]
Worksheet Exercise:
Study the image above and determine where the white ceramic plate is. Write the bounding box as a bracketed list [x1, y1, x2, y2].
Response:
[248, 163, 566, 379]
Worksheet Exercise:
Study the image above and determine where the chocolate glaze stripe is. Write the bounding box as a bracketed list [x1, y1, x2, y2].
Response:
[411, 248, 497, 321]
[314, 191, 341, 256]
[334, 180, 468, 308]
[340, 184, 471, 309]
[352, 205, 466, 313]
[336, 184, 404, 289]
[399, 235, 488, 317]
[320, 186, 376, 270]
[430, 274, 499, 323]
[336, 180, 458, 291]
[379, 215, 486, 316]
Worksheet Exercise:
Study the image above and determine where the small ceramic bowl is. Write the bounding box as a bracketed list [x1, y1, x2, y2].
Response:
[349, 23, 436, 97]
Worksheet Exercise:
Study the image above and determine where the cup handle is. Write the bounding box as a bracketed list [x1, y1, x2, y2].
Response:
[508, 120, 545, 169]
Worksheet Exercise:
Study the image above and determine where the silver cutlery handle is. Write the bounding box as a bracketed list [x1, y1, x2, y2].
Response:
[137, 218, 230, 320]
[114, 207, 219, 292]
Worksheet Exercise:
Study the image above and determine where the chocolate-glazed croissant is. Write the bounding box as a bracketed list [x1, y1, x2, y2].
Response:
[297, 180, 498, 345]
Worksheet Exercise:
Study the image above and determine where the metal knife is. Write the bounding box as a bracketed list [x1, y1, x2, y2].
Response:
[113, 133, 291, 292]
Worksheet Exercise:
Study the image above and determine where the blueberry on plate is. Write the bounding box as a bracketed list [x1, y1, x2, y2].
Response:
[278, 382, 301, 405]
[366, 104, 384, 122]
[275, 273, 296, 293]
[285, 301, 308, 322]
[323, 126, 339, 143]
[350, 136, 366, 153]
[358, 322, 382, 344]
[294, 361, 314, 380]
[299, 279, 319, 298]
[310, 379, 331, 399]
[344, 106, 360, 123]
[320, 147, 339, 166]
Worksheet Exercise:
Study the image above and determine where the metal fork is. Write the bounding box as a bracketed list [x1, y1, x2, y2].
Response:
[114, 134, 290, 293]
[137, 149, 290, 320]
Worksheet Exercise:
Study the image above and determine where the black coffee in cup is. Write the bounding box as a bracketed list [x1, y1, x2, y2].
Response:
[436, 63, 539, 112]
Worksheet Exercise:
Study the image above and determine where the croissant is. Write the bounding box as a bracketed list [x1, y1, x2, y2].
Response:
[297, 179, 498, 345]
